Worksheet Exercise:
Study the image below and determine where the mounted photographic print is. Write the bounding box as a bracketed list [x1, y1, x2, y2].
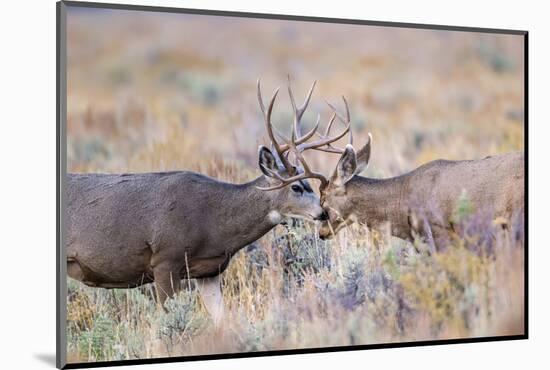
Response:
[56, 1, 528, 368]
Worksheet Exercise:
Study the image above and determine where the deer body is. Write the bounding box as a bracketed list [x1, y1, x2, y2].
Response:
[66, 78, 345, 321]
[329, 152, 523, 240]
[319, 145, 524, 249]
[67, 172, 285, 288]
[67, 170, 324, 312]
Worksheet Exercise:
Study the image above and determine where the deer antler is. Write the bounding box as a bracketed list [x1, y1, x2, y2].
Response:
[257, 79, 295, 175]
[302, 96, 352, 154]
[257, 77, 353, 191]
[287, 75, 318, 143]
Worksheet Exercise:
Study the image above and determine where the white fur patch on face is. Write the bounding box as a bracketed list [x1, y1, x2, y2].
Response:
[267, 210, 283, 224]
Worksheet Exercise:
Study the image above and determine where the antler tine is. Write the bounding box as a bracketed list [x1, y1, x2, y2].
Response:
[292, 144, 329, 190]
[257, 78, 295, 173]
[294, 114, 320, 145]
[314, 111, 337, 137]
[256, 170, 320, 191]
[256, 78, 267, 114]
[341, 96, 353, 146]
[287, 75, 317, 142]
[297, 116, 351, 153]
[300, 96, 353, 154]
[325, 96, 350, 127]
[299, 125, 350, 152]
[325, 113, 337, 137]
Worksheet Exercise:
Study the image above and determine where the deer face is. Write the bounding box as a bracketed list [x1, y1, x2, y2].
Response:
[277, 177, 327, 221]
[255, 77, 350, 225]
[258, 146, 327, 222]
[319, 183, 350, 239]
[319, 138, 371, 240]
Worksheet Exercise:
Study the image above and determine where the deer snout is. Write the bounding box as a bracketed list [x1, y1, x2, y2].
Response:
[318, 223, 333, 240]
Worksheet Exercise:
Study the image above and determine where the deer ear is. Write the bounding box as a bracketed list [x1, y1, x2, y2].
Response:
[355, 133, 372, 174]
[332, 144, 357, 187]
[258, 145, 279, 177]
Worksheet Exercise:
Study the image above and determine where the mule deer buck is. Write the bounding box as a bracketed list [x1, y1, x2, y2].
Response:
[66, 78, 349, 323]
[305, 100, 524, 251]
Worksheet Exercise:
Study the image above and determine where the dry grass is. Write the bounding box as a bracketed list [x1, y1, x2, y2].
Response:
[67, 218, 524, 362]
[65, 7, 525, 363]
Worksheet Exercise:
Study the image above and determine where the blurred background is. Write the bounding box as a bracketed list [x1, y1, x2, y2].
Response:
[65, 6, 525, 363]
[67, 7, 524, 180]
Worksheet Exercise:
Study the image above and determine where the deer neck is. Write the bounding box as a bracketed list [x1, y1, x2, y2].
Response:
[217, 176, 282, 254]
[346, 175, 410, 238]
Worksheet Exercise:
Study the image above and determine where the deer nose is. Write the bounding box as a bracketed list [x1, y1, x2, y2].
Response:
[314, 210, 329, 221]
[318, 226, 332, 240]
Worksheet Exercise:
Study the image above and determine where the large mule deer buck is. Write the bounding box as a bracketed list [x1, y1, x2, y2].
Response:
[303, 99, 524, 251]
[66, 78, 348, 322]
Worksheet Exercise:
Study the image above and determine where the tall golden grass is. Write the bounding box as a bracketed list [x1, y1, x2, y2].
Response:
[67, 215, 524, 362]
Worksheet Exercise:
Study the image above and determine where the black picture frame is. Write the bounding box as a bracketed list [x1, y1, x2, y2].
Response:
[56, 1, 528, 368]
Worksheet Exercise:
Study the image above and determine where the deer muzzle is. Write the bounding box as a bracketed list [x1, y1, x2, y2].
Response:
[318, 222, 333, 240]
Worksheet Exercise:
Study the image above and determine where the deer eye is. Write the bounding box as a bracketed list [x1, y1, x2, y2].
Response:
[291, 185, 303, 194]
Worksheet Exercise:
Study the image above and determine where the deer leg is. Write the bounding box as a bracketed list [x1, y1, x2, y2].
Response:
[67, 259, 85, 282]
[408, 212, 431, 255]
[421, 217, 437, 255]
[153, 263, 181, 307]
[196, 275, 224, 326]
[431, 227, 451, 252]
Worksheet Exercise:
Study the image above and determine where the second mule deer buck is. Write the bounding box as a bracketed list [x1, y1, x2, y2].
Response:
[304, 99, 524, 251]
[66, 78, 347, 323]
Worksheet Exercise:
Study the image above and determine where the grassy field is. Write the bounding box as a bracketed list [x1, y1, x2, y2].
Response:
[65, 7, 525, 363]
